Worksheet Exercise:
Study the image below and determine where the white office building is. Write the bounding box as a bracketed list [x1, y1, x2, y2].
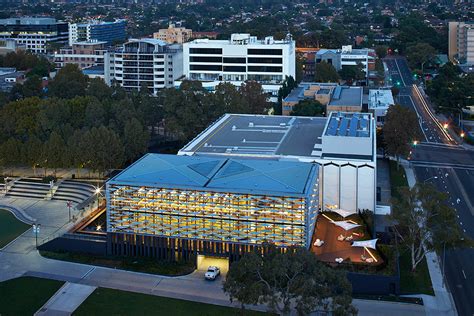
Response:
[69, 19, 126, 46]
[180, 33, 296, 101]
[368, 89, 395, 126]
[105, 38, 182, 95]
[448, 21, 474, 65]
[316, 45, 376, 79]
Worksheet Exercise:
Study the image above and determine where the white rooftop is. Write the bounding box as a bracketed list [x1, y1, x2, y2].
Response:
[368, 89, 394, 109]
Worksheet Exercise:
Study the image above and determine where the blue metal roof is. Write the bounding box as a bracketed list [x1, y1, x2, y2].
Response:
[109, 153, 318, 197]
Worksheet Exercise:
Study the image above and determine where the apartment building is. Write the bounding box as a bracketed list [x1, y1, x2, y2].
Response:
[69, 19, 126, 46]
[180, 33, 296, 101]
[0, 17, 68, 54]
[316, 45, 376, 78]
[448, 21, 474, 65]
[153, 24, 192, 44]
[105, 38, 183, 95]
[54, 41, 107, 69]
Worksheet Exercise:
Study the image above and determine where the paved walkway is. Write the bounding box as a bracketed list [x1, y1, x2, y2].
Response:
[35, 282, 96, 316]
[402, 162, 458, 316]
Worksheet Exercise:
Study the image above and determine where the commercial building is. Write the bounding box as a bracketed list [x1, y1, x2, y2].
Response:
[69, 19, 126, 46]
[107, 154, 319, 260]
[368, 89, 394, 126]
[0, 17, 68, 54]
[53, 40, 107, 69]
[315, 45, 376, 79]
[180, 33, 296, 101]
[153, 23, 192, 44]
[448, 21, 474, 65]
[106, 112, 376, 261]
[179, 113, 376, 214]
[281, 82, 363, 115]
[0, 38, 24, 55]
[105, 38, 183, 95]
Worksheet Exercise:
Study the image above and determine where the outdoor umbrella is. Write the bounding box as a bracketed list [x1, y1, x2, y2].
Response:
[331, 208, 356, 218]
[351, 238, 378, 257]
[332, 220, 361, 237]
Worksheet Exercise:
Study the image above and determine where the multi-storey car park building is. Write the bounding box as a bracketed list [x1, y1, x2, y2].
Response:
[105, 38, 183, 95]
[179, 33, 296, 102]
[68, 19, 126, 46]
[106, 112, 376, 264]
[0, 17, 68, 54]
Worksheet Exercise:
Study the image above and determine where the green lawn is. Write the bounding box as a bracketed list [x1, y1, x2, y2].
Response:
[0, 208, 31, 248]
[0, 277, 64, 316]
[74, 287, 265, 316]
[388, 160, 409, 199]
[399, 250, 434, 295]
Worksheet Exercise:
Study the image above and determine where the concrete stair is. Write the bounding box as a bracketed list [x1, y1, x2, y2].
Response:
[5, 179, 50, 199]
[51, 180, 96, 204]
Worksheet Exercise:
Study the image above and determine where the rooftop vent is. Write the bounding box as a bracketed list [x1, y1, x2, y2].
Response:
[249, 122, 254, 127]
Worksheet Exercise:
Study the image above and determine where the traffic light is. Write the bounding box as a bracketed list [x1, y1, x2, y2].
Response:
[396, 81, 401, 86]
[413, 73, 418, 79]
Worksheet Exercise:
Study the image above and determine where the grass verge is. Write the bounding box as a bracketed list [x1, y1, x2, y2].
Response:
[0, 208, 30, 248]
[40, 250, 196, 276]
[388, 160, 409, 199]
[399, 250, 434, 295]
[74, 287, 265, 316]
[0, 277, 64, 315]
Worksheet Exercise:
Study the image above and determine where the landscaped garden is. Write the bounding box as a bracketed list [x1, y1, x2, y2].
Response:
[74, 287, 265, 316]
[0, 277, 64, 316]
[0, 208, 30, 248]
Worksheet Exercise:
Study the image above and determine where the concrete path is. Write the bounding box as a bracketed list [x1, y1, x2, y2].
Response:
[402, 162, 458, 316]
[35, 282, 96, 316]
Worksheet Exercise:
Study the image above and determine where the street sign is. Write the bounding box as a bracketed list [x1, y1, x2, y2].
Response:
[66, 201, 73, 208]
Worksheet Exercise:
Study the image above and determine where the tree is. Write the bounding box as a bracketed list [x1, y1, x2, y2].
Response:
[240, 80, 269, 114]
[278, 76, 297, 103]
[314, 62, 340, 83]
[391, 184, 463, 272]
[290, 99, 325, 117]
[375, 45, 388, 59]
[338, 63, 365, 84]
[224, 244, 356, 316]
[48, 64, 88, 99]
[405, 43, 437, 71]
[382, 104, 421, 164]
[123, 118, 149, 162]
[44, 131, 66, 174]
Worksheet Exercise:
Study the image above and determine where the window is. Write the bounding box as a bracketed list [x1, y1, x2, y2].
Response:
[248, 66, 282, 73]
[223, 66, 246, 72]
[247, 48, 283, 55]
[189, 56, 222, 63]
[247, 57, 282, 64]
[189, 48, 222, 54]
[223, 57, 246, 64]
[190, 64, 222, 71]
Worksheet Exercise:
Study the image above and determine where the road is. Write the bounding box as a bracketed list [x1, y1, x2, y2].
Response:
[386, 56, 474, 316]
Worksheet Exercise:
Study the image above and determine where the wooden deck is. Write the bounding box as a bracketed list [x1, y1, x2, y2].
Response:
[311, 214, 383, 265]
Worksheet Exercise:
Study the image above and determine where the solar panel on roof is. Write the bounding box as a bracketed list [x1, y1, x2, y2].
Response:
[360, 117, 368, 131]
[338, 117, 349, 136]
[349, 116, 359, 137]
[326, 117, 338, 136]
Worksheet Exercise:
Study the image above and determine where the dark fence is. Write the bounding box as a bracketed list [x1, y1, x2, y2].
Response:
[38, 236, 107, 256]
[347, 271, 400, 295]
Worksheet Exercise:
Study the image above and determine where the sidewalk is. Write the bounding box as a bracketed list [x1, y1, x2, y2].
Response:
[35, 282, 96, 316]
[402, 164, 457, 316]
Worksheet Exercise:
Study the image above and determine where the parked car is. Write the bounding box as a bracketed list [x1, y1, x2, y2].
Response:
[205, 266, 220, 280]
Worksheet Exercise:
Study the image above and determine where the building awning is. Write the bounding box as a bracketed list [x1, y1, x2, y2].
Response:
[332, 221, 361, 231]
[352, 238, 378, 249]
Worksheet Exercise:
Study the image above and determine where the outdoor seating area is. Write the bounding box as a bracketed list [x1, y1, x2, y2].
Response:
[311, 211, 383, 266]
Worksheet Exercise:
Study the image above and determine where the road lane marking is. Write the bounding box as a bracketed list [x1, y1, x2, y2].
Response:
[462, 270, 467, 279]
